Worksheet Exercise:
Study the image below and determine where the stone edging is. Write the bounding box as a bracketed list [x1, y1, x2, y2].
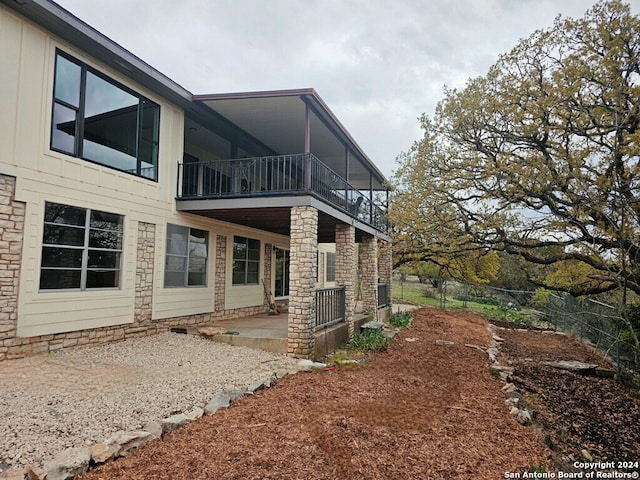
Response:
[485, 324, 535, 426]
[0, 360, 328, 480]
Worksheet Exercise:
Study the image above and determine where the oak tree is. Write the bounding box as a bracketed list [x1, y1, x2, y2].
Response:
[392, 0, 640, 299]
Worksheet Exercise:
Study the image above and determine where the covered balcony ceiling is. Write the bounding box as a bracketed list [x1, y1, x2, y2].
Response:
[193, 89, 387, 191]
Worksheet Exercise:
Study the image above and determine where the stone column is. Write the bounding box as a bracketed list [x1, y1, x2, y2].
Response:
[0, 175, 24, 361]
[379, 239, 393, 307]
[287, 206, 318, 358]
[215, 235, 226, 312]
[360, 234, 379, 316]
[335, 223, 357, 338]
[134, 222, 155, 325]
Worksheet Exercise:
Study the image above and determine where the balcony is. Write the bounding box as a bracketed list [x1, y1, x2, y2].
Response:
[177, 153, 387, 233]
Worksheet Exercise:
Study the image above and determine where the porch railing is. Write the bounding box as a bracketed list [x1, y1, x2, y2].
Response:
[177, 153, 387, 232]
[315, 286, 346, 330]
[378, 283, 388, 308]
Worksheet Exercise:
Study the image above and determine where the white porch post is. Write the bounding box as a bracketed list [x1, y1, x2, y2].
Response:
[287, 205, 318, 358]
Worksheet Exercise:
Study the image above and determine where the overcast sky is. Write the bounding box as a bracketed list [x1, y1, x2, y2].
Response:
[55, 0, 640, 178]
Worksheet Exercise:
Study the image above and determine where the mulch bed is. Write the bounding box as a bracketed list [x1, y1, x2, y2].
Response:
[79, 309, 640, 479]
[495, 324, 640, 470]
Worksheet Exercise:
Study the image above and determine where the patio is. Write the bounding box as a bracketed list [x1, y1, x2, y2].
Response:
[171, 307, 376, 358]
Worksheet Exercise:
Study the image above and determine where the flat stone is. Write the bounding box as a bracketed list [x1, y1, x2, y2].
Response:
[511, 407, 533, 425]
[505, 397, 520, 407]
[43, 447, 90, 480]
[143, 420, 163, 440]
[361, 321, 384, 330]
[465, 344, 485, 352]
[246, 379, 266, 394]
[543, 360, 598, 375]
[501, 383, 517, 393]
[404, 337, 418, 342]
[160, 414, 190, 433]
[297, 359, 327, 371]
[89, 443, 117, 464]
[205, 392, 234, 414]
[185, 406, 204, 421]
[105, 430, 153, 457]
[435, 339, 454, 346]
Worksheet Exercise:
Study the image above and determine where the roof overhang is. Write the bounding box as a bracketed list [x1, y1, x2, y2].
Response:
[4, 1, 388, 192]
[194, 90, 387, 191]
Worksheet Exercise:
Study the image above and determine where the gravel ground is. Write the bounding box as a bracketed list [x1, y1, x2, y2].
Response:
[0, 332, 300, 471]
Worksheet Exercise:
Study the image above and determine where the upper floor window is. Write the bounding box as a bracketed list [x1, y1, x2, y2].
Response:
[40, 202, 123, 290]
[164, 224, 209, 287]
[51, 50, 160, 181]
[232, 236, 260, 285]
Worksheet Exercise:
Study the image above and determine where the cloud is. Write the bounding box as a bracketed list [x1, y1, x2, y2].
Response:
[55, 0, 640, 176]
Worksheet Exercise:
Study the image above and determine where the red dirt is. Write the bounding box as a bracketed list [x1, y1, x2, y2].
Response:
[78, 309, 640, 480]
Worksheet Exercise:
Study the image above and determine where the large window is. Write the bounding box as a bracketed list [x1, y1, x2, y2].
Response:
[164, 224, 208, 287]
[40, 202, 123, 290]
[233, 236, 260, 285]
[51, 50, 160, 180]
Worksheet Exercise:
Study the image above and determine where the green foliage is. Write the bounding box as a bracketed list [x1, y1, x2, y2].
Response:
[454, 295, 503, 307]
[349, 328, 390, 353]
[531, 288, 554, 305]
[389, 311, 412, 329]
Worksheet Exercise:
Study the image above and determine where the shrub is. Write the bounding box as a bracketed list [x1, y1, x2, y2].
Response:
[389, 311, 412, 329]
[350, 328, 389, 353]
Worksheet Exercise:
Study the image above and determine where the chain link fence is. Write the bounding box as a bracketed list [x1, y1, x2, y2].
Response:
[395, 275, 640, 388]
[463, 284, 639, 388]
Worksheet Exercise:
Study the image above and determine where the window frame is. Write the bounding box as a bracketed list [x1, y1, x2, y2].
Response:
[40, 202, 124, 291]
[164, 224, 209, 288]
[326, 251, 336, 283]
[232, 236, 260, 285]
[50, 49, 160, 181]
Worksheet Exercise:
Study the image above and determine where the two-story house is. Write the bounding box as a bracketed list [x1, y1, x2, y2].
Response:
[0, 0, 392, 361]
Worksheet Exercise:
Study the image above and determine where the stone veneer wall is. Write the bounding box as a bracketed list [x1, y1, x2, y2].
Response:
[134, 222, 155, 324]
[0, 217, 270, 361]
[287, 206, 318, 358]
[378, 240, 393, 307]
[0, 175, 24, 361]
[360, 235, 379, 315]
[215, 235, 226, 312]
[335, 224, 357, 338]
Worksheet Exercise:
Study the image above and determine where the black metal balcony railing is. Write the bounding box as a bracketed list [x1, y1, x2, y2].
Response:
[315, 286, 346, 330]
[177, 153, 387, 232]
